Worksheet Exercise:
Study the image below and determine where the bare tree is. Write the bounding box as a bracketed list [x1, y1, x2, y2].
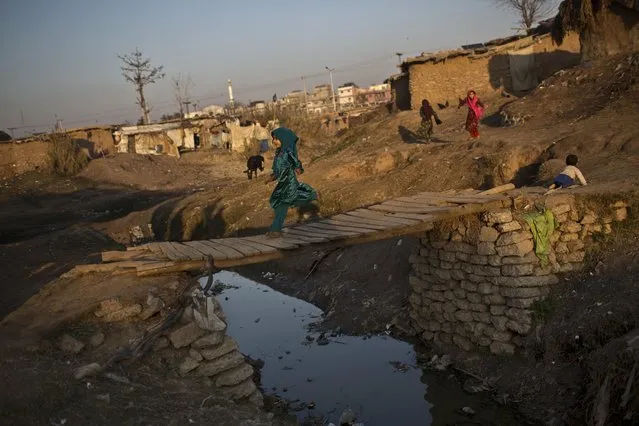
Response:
[172, 73, 195, 118]
[494, 0, 557, 32]
[118, 48, 165, 125]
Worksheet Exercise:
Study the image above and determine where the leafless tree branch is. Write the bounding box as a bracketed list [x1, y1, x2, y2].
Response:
[494, 0, 558, 31]
[118, 48, 165, 125]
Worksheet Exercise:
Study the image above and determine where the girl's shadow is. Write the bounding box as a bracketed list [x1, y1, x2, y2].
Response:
[398, 125, 449, 144]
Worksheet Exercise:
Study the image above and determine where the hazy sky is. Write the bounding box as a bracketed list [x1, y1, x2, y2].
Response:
[1, 0, 529, 135]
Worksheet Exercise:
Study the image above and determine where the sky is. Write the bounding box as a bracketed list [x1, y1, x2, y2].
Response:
[0, 0, 530, 136]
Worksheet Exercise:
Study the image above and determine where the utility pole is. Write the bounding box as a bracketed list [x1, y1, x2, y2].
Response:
[301, 76, 309, 115]
[395, 52, 403, 65]
[183, 101, 192, 117]
[227, 79, 235, 112]
[8, 127, 16, 139]
[325, 66, 337, 112]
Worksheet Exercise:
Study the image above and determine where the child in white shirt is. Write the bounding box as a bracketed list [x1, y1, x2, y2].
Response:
[549, 154, 587, 189]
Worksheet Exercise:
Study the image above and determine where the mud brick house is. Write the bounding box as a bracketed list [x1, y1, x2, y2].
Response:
[553, 0, 639, 59]
[395, 31, 581, 110]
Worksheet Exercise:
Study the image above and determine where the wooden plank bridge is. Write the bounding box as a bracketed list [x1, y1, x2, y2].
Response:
[71, 184, 539, 278]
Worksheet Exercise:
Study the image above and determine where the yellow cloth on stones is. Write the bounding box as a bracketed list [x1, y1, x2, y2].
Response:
[523, 209, 557, 267]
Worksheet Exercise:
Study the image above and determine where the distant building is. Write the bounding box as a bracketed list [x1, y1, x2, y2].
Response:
[338, 84, 359, 109]
[249, 101, 266, 112]
[363, 83, 391, 105]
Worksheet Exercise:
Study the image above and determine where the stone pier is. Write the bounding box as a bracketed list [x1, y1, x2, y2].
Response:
[408, 194, 630, 354]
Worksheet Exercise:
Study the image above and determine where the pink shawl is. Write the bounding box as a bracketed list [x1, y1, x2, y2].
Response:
[466, 91, 484, 119]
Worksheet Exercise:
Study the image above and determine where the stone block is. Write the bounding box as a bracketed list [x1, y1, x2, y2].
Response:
[511, 335, 526, 348]
[453, 335, 473, 351]
[432, 268, 452, 280]
[604, 224, 612, 234]
[493, 275, 559, 288]
[424, 291, 446, 302]
[444, 242, 476, 254]
[451, 232, 463, 242]
[197, 351, 245, 377]
[483, 325, 512, 342]
[469, 303, 488, 312]
[496, 231, 532, 247]
[550, 232, 561, 243]
[469, 255, 489, 265]
[421, 331, 435, 341]
[193, 299, 227, 333]
[501, 251, 539, 265]
[490, 342, 515, 355]
[444, 291, 455, 301]
[439, 251, 457, 263]
[409, 293, 422, 308]
[496, 240, 534, 257]
[450, 269, 467, 280]
[191, 332, 225, 350]
[439, 333, 453, 345]
[455, 324, 468, 337]
[467, 292, 482, 304]
[477, 282, 495, 295]
[442, 302, 457, 313]
[506, 297, 541, 309]
[611, 201, 629, 208]
[189, 348, 204, 362]
[507, 320, 532, 335]
[568, 239, 585, 252]
[491, 316, 508, 332]
[473, 265, 502, 277]
[431, 241, 447, 249]
[501, 264, 535, 277]
[219, 379, 257, 401]
[560, 233, 579, 242]
[478, 336, 492, 347]
[615, 208, 628, 222]
[483, 210, 513, 225]
[428, 321, 442, 332]
[456, 252, 471, 262]
[454, 299, 470, 311]
[580, 213, 597, 225]
[440, 261, 453, 270]
[496, 221, 522, 232]
[559, 221, 582, 233]
[215, 364, 254, 388]
[179, 357, 200, 375]
[472, 312, 491, 323]
[461, 281, 478, 292]
[478, 242, 497, 256]
[479, 226, 500, 242]
[467, 274, 486, 283]
[505, 308, 533, 325]
[554, 242, 569, 254]
[74, 363, 102, 380]
[408, 254, 427, 264]
[454, 311, 474, 323]
[441, 322, 453, 333]
[485, 294, 506, 305]
[490, 305, 507, 316]
[550, 203, 571, 216]
[430, 302, 443, 313]
[89, 332, 105, 348]
[488, 255, 502, 266]
[200, 337, 239, 361]
[453, 288, 466, 299]
[170, 322, 207, 349]
[555, 213, 568, 223]
[569, 209, 579, 221]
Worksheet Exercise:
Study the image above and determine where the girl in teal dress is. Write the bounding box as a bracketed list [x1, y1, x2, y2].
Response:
[266, 127, 318, 237]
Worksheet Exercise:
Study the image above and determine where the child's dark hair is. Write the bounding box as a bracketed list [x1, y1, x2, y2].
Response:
[566, 154, 579, 166]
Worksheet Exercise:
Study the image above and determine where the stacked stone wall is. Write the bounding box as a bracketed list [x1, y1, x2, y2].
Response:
[408, 194, 630, 354]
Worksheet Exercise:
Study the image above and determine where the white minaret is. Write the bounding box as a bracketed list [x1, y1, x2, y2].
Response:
[227, 79, 235, 109]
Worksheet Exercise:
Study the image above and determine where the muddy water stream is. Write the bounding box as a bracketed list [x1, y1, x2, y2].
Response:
[207, 271, 528, 426]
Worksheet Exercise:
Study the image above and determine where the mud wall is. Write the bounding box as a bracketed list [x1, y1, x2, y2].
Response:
[0, 139, 50, 178]
[66, 127, 116, 156]
[580, 2, 639, 60]
[408, 193, 630, 354]
[406, 34, 581, 109]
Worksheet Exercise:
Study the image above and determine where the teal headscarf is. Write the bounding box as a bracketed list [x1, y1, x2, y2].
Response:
[271, 127, 298, 157]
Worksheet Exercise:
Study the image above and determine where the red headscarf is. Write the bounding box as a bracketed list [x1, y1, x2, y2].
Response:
[466, 90, 484, 119]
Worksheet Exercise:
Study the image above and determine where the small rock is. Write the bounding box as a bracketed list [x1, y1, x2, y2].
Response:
[189, 348, 204, 362]
[57, 334, 85, 354]
[140, 294, 165, 320]
[96, 393, 110, 404]
[462, 406, 476, 415]
[179, 357, 200, 375]
[89, 332, 105, 347]
[339, 408, 356, 425]
[74, 363, 102, 379]
[152, 336, 170, 352]
[191, 332, 225, 349]
[169, 322, 207, 349]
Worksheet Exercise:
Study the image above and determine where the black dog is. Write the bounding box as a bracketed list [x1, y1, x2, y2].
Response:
[244, 155, 265, 180]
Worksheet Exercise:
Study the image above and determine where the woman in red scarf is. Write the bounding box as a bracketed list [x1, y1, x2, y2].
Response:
[458, 90, 485, 139]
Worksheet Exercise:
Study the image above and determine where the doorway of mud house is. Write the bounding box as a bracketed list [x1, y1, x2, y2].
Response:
[127, 135, 136, 154]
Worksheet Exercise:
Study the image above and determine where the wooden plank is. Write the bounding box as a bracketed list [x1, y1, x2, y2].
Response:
[158, 242, 188, 261]
[294, 224, 358, 237]
[146, 243, 166, 257]
[479, 183, 515, 195]
[322, 218, 389, 231]
[393, 196, 453, 206]
[385, 212, 438, 221]
[379, 200, 456, 212]
[411, 194, 505, 204]
[268, 232, 328, 244]
[230, 238, 280, 254]
[306, 222, 377, 235]
[101, 250, 150, 263]
[171, 242, 207, 260]
[243, 235, 301, 250]
[333, 213, 403, 229]
[183, 241, 230, 260]
[284, 228, 341, 241]
[200, 240, 245, 259]
[345, 209, 421, 226]
[369, 203, 460, 214]
[213, 239, 261, 257]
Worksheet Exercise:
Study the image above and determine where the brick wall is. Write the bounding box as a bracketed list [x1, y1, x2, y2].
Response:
[407, 33, 581, 110]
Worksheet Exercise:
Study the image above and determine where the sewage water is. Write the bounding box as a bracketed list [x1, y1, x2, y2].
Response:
[209, 271, 528, 426]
